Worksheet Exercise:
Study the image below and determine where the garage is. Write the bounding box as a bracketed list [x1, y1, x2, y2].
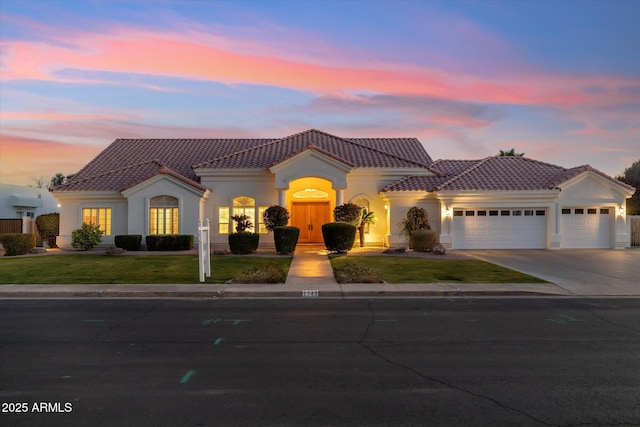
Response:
[452, 209, 547, 249]
[560, 207, 612, 248]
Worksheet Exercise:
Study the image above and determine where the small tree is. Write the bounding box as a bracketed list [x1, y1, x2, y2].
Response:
[231, 214, 253, 233]
[334, 203, 362, 227]
[358, 208, 377, 248]
[400, 207, 430, 238]
[71, 223, 103, 250]
[499, 148, 525, 157]
[263, 205, 290, 231]
[616, 159, 640, 215]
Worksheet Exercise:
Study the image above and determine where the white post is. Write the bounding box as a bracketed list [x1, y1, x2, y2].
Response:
[198, 219, 211, 282]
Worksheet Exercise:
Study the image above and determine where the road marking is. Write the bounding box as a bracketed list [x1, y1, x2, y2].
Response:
[214, 338, 223, 345]
[180, 370, 195, 384]
[545, 314, 586, 325]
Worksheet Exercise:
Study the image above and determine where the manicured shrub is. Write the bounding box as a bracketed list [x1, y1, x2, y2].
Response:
[35, 213, 59, 247]
[228, 232, 260, 254]
[0, 233, 36, 256]
[71, 223, 103, 250]
[273, 226, 299, 254]
[410, 229, 437, 252]
[321, 222, 357, 253]
[333, 203, 362, 226]
[145, 234, 194, 251]
[263, 205, 290, 231]
[114, 235, 142, 251]
[233, 263, 287, 283]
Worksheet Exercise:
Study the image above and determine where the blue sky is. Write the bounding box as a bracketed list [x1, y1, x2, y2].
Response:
[1, 0, 638, 184]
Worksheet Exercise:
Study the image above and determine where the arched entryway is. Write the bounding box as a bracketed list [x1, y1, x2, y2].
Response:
[286, 177, 334, 243]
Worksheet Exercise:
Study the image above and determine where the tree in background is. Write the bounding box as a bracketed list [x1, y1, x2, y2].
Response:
[499, 148, 525, 156]
[616, 159, 640, 215]
[49, 173, 67, 188]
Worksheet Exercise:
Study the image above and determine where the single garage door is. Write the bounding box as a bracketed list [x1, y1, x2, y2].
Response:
[453, 209, 547, 249]
[560, 207, 612, 248]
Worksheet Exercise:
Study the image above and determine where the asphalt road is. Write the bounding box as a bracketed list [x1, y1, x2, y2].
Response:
[1, 298, 639, 427]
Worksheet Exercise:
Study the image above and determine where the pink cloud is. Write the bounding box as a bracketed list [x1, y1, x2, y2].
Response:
[2, 21, 638, 109]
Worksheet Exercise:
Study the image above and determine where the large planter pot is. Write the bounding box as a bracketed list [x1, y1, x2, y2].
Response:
[410, 229, 437, 252]
[228, 232, 259, 254]
[273, 226, 300, 255]
[322, 222, 357, 253]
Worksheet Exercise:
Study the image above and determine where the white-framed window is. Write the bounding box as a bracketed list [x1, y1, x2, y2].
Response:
[258, 206, 268, 234]
[218, 207, 230, 234]
[149, 196, 179, 235]
[82, 208, 112, 235]
[232, 196, 255, 232]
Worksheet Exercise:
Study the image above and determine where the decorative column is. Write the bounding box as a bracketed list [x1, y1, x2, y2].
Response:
[278, 189, 286, 207]
[336, 189, 344, 206]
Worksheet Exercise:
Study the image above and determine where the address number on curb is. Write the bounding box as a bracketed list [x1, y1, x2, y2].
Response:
[302, 290, 319, 297]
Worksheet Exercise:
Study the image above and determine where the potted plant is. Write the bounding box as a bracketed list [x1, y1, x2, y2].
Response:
[357, 208, 377, 248]
[263, 205, 299, 254]
[228, 214, 259, 254]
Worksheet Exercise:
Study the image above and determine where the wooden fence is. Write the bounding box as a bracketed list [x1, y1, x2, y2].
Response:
[630, 216, 640, 247]
[0, 218, 43, 246]
[0, 219, 22, 234]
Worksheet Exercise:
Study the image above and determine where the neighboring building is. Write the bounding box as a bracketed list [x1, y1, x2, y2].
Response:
[0, 183, 59, 236]
[51, 129, 635, 250]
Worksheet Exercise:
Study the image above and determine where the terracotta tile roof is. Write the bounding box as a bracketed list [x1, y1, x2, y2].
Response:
[194, 129, 433, 169]
[54, 159, 208, 192]
[54, 129, 434, 192]
[383, 156, 632, 192]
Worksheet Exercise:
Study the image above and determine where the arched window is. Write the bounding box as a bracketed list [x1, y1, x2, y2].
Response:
[149, 196, 179, 235]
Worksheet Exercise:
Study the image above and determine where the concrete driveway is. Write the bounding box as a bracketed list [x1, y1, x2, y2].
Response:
[466, 249, 640, 296]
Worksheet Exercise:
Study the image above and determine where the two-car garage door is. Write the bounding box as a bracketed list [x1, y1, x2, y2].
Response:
[453, 209, 547, 249]
[452, 206, 614, 249]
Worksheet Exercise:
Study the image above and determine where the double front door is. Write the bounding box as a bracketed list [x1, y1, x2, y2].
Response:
[290, 202, 330, 243]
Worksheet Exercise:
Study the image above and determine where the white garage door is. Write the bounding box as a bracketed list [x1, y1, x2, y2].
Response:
[453, 209, 547, 249]
[560, 207, 612, 248]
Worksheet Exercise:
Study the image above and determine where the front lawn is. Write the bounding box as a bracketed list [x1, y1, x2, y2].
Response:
[330, 256, 545, 283]
[0, 255, 291, 284]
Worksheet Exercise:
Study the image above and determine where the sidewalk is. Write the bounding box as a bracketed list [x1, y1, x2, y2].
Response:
[0, 246, 635, 299]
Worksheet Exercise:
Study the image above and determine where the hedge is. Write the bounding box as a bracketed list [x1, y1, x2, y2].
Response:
[228, 232, 259, 254]
[321, 222, 357, 253]
[35, 213, 59, 247]
[114, 235, 142, 251]
[273, 226, 299, 255]
[410, 229, 437, 252]
[145, 234, 194, 251]
[0, 233, 36, 256]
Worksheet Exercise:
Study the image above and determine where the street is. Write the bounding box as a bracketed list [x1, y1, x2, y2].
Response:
[1, 298, 639, 426]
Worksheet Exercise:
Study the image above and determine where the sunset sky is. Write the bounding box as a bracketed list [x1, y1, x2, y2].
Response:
[1, 0, 638, 186]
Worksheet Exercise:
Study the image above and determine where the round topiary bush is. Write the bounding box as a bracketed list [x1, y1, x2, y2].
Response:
[263, 205, 290, 231]
[273, 226, 300, 254]
[321, 222, 357, 253]
[333, 203, 362, 227]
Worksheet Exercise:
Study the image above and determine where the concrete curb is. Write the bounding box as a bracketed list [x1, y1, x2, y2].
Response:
[0, 282, 573, 299]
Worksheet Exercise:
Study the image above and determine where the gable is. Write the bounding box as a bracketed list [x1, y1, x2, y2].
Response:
[269, 148, 353, 189]
[557, 171, 634, 205]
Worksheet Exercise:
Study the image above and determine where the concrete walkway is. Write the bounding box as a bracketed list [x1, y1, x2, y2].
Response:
[285, 245, 337, 286]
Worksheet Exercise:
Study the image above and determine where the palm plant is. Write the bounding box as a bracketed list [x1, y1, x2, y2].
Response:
[358, 208, 377, 247]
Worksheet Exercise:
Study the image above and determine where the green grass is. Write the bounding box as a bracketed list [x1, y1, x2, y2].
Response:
[0, 255, 292, 284]
[330, 256, 545, 283]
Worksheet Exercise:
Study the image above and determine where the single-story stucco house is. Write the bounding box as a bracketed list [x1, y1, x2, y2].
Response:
[51, 129, 635, 250]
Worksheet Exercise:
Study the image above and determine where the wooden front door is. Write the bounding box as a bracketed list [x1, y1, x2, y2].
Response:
[291, 202, 331, 243]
